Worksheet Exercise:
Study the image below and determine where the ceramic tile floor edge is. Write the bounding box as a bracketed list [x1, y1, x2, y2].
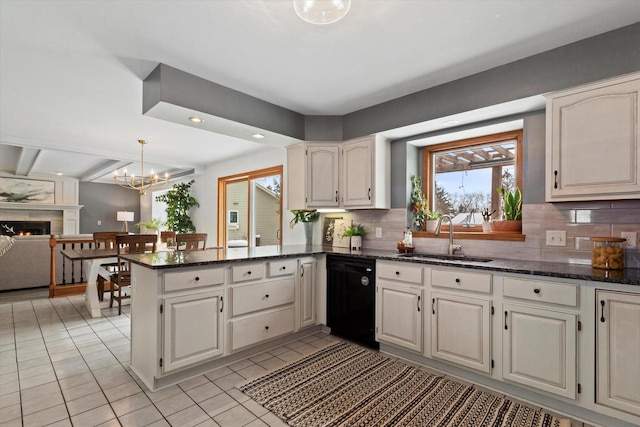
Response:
[1, 295, 590, 427]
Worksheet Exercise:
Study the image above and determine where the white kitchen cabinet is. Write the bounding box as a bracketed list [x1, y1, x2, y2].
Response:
[596, 290, 640, 415]
[376, 261, 423, 352]
[162, 290, 224, 372]
[431, 291, 492, 373]
[298, 258, 316, 329]
[286, 136, 390, 210]
[546, 72, 640, 201]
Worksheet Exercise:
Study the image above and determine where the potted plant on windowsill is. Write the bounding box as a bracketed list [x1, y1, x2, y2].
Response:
[491, 186, 522, 233]
[342, 224, 367, 250]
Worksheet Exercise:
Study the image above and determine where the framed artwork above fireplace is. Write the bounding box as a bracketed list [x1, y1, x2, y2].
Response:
[0, 177, 55, 204]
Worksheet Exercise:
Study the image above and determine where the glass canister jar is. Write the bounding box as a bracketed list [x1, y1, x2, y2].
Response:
[591, 237, 626, 270]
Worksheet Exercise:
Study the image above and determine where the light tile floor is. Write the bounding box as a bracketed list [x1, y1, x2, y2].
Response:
[0, 295, 336, 427]
[0, 295, 594, 427]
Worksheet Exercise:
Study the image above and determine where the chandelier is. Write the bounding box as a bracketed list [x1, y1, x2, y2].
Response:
[113, 140, 168, 195]
[293, 0, 351, 25]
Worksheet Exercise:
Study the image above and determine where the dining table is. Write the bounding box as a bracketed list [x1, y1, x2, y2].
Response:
[61, 247, 119, 318]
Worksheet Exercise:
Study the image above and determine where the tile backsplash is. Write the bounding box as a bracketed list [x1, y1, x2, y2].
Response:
[329, 199, 640, 268]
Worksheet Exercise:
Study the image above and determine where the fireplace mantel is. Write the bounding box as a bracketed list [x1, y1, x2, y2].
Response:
[0, 203, 83, 211]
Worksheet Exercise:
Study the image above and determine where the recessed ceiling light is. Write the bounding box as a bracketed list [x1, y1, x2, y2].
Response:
[55, 172, 63, 176]
[443, 120, 460, 126]
[188, 116, 204, 123]
[251, 133, 265, 139]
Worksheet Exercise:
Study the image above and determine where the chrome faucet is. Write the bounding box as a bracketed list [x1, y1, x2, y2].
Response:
[435, 214, 463, 255]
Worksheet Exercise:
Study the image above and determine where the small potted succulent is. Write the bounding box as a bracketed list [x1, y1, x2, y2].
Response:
[491, 187, 522, 233]
[342, 224, 367, 250]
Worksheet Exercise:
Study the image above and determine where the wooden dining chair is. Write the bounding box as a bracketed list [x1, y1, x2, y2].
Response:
[93, 231, 127, 301]
[110, 234, 157, 315]
[175, 233, 207, 250]
[160, 231, 176, 244]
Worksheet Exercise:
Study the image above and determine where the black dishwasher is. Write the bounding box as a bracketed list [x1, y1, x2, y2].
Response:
[327, 255, 378, 349]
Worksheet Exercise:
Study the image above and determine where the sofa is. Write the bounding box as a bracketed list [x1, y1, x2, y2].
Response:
[0, 234, 95, 292]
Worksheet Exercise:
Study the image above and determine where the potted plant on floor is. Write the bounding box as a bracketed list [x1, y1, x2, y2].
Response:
[156, 180, 200, 233]
[342, 223, 367, 250]
[491, 186, 522, 233]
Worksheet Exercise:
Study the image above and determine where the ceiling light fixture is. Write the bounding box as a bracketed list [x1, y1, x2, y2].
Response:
[251, 133, 265, 139]
[188, 116, 204, 123]
[113, 140, 168, 195]
[443, 120, 460, 126]
[293, 0, 351, 25]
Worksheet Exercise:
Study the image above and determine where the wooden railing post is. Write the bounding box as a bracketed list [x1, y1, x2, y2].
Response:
[49, 234, 57, 298]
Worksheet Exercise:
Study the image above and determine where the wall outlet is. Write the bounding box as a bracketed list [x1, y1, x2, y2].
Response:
[546, 230, 567, 247]
[621, 231, 638, 249]
[375, 227, 382, 238]
[97, 220, 102, 226]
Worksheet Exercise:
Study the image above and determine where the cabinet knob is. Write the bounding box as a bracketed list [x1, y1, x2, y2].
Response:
[265, 326, 269, 330]
[247, 271, 252, 275]
[281, 266, 286, 270]
[265, 294, 269, 298]
[533, 288, 540, 294]
[194, 276, 200, 282]
[395, 271, 400, 275]
[455, 278, 461, 283]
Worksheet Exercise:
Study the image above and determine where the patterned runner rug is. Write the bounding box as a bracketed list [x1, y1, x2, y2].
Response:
[240, 341, 569, 427]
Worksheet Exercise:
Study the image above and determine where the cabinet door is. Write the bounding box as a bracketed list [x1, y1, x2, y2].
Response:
[547, 75, 640, 201]
[596, 291, 640, 415]
[162, 290, 224, 372]
[341, 138, 372, 208]
[299, 259, 316, 329]
[502, 303, 576, 399]
[306, 145, 340, 207]
[376, 281, 422, 352]
[431, 292, 491, 373]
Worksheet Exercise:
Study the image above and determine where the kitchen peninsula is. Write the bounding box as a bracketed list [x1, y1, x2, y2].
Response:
[124, 246, 640, 427]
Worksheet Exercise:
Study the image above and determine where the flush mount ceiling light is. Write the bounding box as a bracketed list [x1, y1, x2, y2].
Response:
[188, 116, 204, 123]
[293, 0, 351, 25]
[113, 140, 168, 195]
[251, 133, 265, 139]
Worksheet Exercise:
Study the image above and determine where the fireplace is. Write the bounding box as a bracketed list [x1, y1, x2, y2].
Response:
[0, 220, 51, 236]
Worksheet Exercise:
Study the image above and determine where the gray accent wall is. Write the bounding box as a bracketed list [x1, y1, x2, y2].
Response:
[79, 182, 140, 234]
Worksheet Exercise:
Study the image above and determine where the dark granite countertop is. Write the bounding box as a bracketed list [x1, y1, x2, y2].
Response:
[123, 245, 640, 286]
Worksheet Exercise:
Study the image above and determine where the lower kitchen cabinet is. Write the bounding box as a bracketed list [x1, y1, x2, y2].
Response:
[502, 302, 577, 399]
[298, 258, 316, 329]
[430, 291, 492, 373]
[596, 290, 640, 415]
[162, 290, 224, 372]
[376, 280, 422, 352]
[231, 307, 296, 351]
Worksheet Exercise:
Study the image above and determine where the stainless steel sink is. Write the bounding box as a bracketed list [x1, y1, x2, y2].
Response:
[395, 253, 493, 263]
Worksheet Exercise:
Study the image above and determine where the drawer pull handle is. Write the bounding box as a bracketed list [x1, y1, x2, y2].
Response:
[335, 190, 339, 202]
[432, 298, 435, 315]
[194, 276, 200, 281]
[554, 170, 558, 189]
[533, 288, 540, 294]
[455, 278, 460, 283]
[600, 300, 606, 323]
[265, 326, 269, 330]
[417, 295, 421, 312]
[504, 311, 508, 330]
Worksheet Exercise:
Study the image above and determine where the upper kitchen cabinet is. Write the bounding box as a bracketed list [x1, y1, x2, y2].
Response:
[546, 72, 640, 201]
[287, 135, 390, 210]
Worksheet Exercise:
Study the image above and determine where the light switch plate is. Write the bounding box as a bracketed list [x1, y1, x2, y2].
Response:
[621, 231, 638, 249]
[375, 227, 382, 238]
[546, 230, 566, 246]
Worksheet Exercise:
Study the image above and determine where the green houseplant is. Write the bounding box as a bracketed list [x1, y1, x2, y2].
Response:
[342, 224, 367, 250]
[155, 180, 200, 233]
[492, 186, 522, 233]
[289, 209, 319, 246]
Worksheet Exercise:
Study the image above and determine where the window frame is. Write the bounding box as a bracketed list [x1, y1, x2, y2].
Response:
[416, 130, 524, 240]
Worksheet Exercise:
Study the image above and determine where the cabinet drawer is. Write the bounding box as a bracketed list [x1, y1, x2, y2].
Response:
[231, 263, 265, 283]
[268, 259, 297, 277]
[231, 278, 295, 316]
[163, 268, 225, 292]
[377, 262, 423, 284]
[503, 277, 578, 307]
[231, 307, 295, 351]
[431, 269, 492, 294]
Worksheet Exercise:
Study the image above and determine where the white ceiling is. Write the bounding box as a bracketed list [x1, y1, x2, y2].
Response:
[1, 0, 639, 183]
